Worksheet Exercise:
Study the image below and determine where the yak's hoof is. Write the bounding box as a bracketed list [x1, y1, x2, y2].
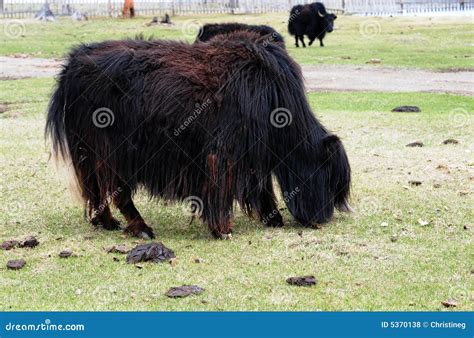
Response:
[211, 230, 232, 240]
[265, 213, 284, 227]
[103, 218, 121, 231]
[91, 216, 121, 231]
[220, 233, 233, 240]
[125, 222, 155, 239]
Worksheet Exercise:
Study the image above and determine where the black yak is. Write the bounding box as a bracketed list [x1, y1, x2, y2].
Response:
[288, 2, 337, 48]
[197, 23, 285, 47]
[46, 30, 351, 240]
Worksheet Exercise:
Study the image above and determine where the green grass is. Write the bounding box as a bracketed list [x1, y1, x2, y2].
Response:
[1, 14, 473, 70]
[1, 77, 472, 311]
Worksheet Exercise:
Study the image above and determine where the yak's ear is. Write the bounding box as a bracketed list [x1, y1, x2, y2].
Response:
[334, 15, 338, 20]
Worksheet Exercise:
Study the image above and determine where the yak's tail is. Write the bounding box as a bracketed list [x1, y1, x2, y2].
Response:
[288, 5, 302, 36]
[45, 65, 84, 204]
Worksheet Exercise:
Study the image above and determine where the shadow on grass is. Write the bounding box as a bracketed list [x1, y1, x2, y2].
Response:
[42, 201, 354, 244]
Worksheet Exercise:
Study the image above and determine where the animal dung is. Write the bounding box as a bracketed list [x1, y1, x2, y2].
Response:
[441, 300, 457, 308]
[367, 58, 382, 64]
[165, 285, 204, 298]
[1, 240, 20, 250]
[391, 106, 421, 113]
[20, 236, 39, 248]
[406, 141, 424, 147]
[106, 244, 130, 254]
[286, 275, 317, 286]
[7, 259, 26, 270]
[442, 138, 459, 145]
[59, 250, 73, 258]
[126, 242, 175, 264]
[1, 236, 39, 250]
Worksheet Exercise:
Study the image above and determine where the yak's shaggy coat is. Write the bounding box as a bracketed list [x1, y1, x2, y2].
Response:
[46, 31, 351, 239]
[197, 23, 285, 47]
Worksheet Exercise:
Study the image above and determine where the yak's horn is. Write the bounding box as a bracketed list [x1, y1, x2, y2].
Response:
[318, 10, 325, 17]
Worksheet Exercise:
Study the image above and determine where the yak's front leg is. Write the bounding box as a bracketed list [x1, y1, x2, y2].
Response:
[205, 208, 234, 239]
[203, 154, 235, 239]
[258, 177, 284, 228]
[113, 185, 155, 239]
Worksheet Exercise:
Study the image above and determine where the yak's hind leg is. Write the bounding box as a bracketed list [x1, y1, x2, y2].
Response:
[258, 177, 284, 228]
[203, 155, 235, 239]
[90, 204, 121, 231]
[77, 160, 121, 231]
[294, 36, 299, 47]
[299, 35, 306, 48]
[113, 185, 155, 239]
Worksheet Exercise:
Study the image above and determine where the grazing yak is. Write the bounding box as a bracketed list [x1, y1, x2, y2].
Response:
[288, 2, 337, 48]
[46, 30, 351, 240]
[197, 23, 285, 47]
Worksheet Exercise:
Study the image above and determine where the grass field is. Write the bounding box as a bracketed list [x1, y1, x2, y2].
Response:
[1, 14, 473, 70]
[0, 14, 473, 311]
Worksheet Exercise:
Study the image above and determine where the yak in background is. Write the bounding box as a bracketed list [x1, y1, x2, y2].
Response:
[46, 30, 351, 240]
[197, 23, 285, 48]
[288, 2, 337, 48]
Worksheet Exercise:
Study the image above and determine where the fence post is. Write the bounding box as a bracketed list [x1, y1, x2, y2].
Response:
[0, 0, 3, 15]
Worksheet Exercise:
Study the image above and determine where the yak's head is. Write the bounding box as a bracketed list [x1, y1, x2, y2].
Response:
[274, 133, 351, 227]
[318, 11, 337, 33]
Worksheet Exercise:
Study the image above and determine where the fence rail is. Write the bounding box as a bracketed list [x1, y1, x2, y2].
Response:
[1, 0, 473, 18]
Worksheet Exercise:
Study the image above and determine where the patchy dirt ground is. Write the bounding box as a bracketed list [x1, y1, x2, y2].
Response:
[0, 56, 61, 80]
[303, 64, 473, 95]
[1, 56, 472, 95]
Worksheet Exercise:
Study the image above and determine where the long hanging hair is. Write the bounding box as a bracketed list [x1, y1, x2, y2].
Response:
[46, 30, 351, 238]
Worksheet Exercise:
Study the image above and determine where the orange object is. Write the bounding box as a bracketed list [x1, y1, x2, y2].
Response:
[122, 0, 135, 18]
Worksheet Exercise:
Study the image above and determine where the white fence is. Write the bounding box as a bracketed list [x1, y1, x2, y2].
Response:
[1, 0, 473, 18]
